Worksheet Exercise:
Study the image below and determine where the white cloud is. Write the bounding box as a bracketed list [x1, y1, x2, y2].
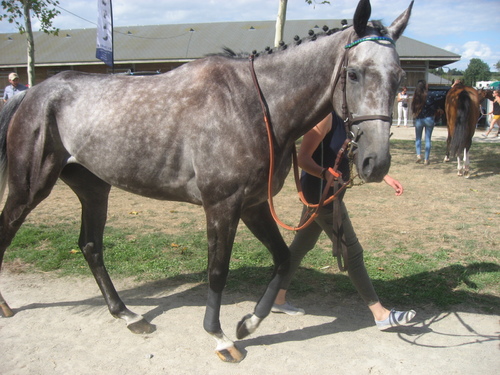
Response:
[443, 41, 493, 60]
[443, 44, 461, 55]
[461, 41, 492, 59]
[444, 41, 499, 70]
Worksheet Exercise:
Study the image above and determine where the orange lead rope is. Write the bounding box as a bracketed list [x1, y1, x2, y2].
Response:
[249, 54, 352, 232]
[249, 54, 352, 270]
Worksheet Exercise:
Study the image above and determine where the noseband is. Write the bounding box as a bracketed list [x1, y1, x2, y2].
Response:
[249, 34, 396, 233]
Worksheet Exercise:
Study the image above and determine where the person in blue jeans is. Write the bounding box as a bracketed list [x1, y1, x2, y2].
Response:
[411, 80, 448, 165]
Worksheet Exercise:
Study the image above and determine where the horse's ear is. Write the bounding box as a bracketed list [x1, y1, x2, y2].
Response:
[353, 0, 371, 37]
[386, 1, 414, 41]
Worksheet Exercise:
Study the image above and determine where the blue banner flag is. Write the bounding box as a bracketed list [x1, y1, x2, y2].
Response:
[96, 0, 113, 68]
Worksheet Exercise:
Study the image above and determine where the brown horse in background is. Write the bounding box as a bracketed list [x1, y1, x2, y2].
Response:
[444, 85, 492, 178]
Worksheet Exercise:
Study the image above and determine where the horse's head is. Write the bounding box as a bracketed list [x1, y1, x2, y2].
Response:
[478, 88, 495, 102]
[333, 0, 413, 182]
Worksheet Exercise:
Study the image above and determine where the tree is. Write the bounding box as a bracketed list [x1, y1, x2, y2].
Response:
[275, 0, 330, 47]
[495, 60, 500, 73]
[463, 58, 491, 87]
[0, 0, 60, 86]
[449, 68, 464, 76]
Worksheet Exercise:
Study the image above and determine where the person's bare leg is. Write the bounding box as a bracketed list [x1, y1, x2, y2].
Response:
[275, 289, 287, 305]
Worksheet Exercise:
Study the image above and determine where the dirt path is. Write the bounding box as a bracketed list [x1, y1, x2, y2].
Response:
[1, 270, 499, 375]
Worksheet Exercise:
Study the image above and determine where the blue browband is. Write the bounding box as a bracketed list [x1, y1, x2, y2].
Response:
[344, 36, 395, 49]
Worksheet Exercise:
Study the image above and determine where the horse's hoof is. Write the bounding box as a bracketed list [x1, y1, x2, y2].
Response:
[127, 318, 156, 334]
[464, 170, 470, 178]
[444, 156, 450, 162]
[0, 303, 14, 317]
[457, 171, 463, 176]
[216, 345, 245, 363]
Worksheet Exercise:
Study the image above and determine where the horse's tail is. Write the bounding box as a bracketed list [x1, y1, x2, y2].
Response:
[0, 91, 27, 203]
[449, 90, 471, 158]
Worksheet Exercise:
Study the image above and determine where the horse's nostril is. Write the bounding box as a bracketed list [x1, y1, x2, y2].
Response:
[362, 155, 375, 178]
[360, 153, 390, 183]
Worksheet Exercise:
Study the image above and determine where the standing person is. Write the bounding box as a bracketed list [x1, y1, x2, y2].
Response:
[396, 86, 409, 127]
[482, 90, 500, 137]
[411, 79, 447, 165]
[3, 73, 28, 102]
[272, 112, 416, 331]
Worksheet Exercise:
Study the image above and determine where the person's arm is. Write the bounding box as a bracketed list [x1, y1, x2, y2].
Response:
[297, 113, 332, 178]
[383, 175, 403, 196]
[488, 98, 498, 114]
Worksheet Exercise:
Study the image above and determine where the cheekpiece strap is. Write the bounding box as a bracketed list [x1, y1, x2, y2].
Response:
[344, 36, 395, 49]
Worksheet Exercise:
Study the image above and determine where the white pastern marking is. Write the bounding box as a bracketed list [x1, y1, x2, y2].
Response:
[66, 156, 80, 165]
[212, 332, 235, 351]
[244, 314, 262, 334]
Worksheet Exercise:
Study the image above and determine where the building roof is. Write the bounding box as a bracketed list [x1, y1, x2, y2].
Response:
[0, 19, 460, 68]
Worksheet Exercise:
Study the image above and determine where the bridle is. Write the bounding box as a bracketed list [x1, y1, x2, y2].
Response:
[249, 34, 396, 269]
[339, 36, 395, 136]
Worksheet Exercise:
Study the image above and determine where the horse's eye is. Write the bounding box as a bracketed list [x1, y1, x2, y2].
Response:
[348, 71, 358, 81]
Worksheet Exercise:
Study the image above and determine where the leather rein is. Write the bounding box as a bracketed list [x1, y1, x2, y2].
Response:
[249, 35, 395, 269]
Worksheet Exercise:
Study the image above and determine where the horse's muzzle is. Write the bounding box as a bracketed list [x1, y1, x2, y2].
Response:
[358, 151, 391, 183]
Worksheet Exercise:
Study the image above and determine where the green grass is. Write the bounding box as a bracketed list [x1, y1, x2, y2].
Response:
[7, 224, 209, 280]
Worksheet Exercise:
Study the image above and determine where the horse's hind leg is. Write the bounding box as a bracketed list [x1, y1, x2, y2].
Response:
[457, 149, 471, 177]
[60, 164, 155, 334]
[0, 290, 13, 317]
[463, 149, 470, 178]
[457, 156, 463, 176]
[0, 244, 14, 316]
[444, 133, 451, 162]
[0, 155, 63, 317]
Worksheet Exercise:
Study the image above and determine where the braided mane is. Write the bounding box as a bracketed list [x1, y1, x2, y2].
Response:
[211, 24, 345, 60]
[212, 19, 388, 60]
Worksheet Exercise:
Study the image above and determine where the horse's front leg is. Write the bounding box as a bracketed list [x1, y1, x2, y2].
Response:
[236, 202, 290, 339]
[203, 198, 245, 363]
[60, 165, 155, 334]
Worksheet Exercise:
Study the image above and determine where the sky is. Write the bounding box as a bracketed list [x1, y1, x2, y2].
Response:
[1, 0, 499, 72]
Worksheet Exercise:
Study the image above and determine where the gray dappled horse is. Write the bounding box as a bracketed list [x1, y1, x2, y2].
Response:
[0, 0, 413, 362]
